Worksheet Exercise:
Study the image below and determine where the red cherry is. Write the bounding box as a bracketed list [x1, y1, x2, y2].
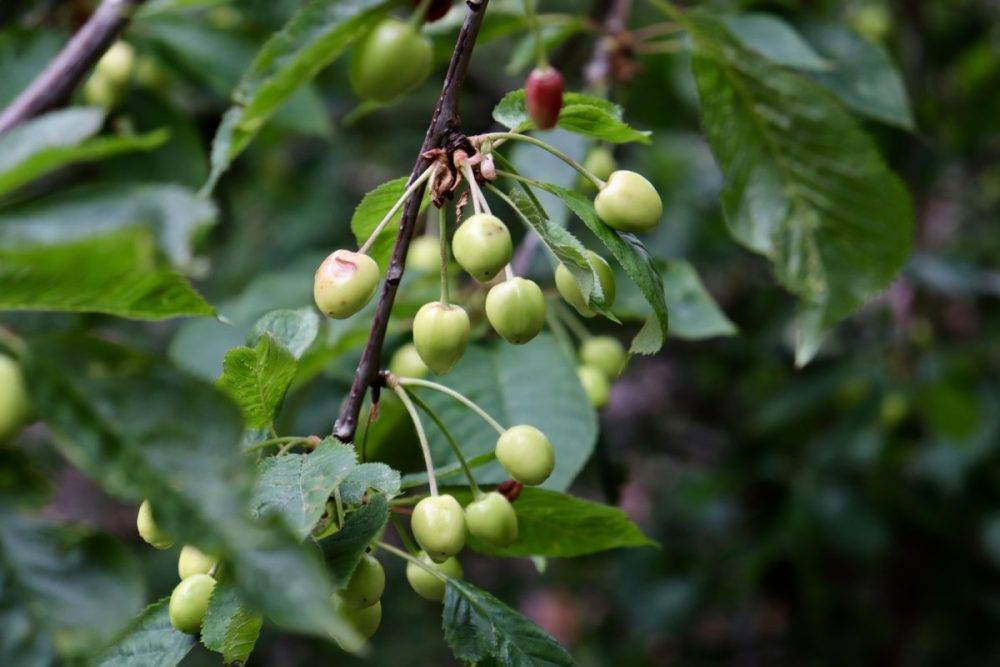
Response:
[525, 66, 564, 130]
[412, 0, 452, 22]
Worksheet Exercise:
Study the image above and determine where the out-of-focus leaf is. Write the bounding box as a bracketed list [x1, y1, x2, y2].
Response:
[249, 307, 321, 359]
[217, 333, 297, 429]
[320, 494, 389, 587]
[201, 579, 263, 665]
[493, 90, 649, 143]
[723, 13, 828, 70]
[506, 19, 588, 74]
[93, 598, 194, 667]
[0, 569, 56, 667]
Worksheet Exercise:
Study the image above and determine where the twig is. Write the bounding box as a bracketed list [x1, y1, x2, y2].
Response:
[333, 0, 492, 442]
[0, 0, 147, 134]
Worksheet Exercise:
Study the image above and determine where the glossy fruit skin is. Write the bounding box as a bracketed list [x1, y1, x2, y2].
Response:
[340, 553, 385, 609]
[578, 364, 610, 408]
[485, 278, 546, 344]
[495, 425, 555, 486]
[137, 500, 173, 550]
[411, 0, 452, 22]
[389, 343, 429, 379]
[525, 66, 564, 130]
[0, 354, 30, 441]
[406, 550, 462, 602]
[452, 213, 513, 283]
[178, 545, 218, 580]
[554, 250, 616, 318]
[413, 302, 470, 375]
[594, 170, 663, 233]
[97, 42, 136, 84]
[169, 573, 216, 634]
[349, 18, 432, 103]
[407, 235, 440, 272]
[580, 336, 626, 380]
[313, 250, 380, 319]
[412, 494, 466, 562]
[465, 492, 518, 547]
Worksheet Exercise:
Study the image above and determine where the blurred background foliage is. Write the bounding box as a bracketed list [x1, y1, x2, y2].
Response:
[1, 0, 998, 664]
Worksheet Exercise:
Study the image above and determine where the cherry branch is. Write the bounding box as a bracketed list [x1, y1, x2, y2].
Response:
[0, 0, 146, 134]
[333, 0, 491, 443]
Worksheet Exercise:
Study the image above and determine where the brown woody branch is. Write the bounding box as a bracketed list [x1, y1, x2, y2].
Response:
[333, 0, 492, 442]
[0, 0, 146, 134]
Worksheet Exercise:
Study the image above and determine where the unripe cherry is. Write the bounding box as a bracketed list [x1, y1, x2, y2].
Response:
[313, 249, 380, 319]
[168, 573, 215, 634]
[137, 500, 173, 550]
[554, 250, 616, 318]
[407, 235, 440, 272]
[580, 147, 616, 192]
[339, 553, 385, 610]
[0, 354, 30, 441]
[485, 278, 546, 345]
[97, 42, 136, 85]
[413, 302, 470, 375]
[580, 336, 626, 380]
[465, 491, 518, 547]
[406, 550, 462, 602]
[389, 343, 429, 379]
[577, 364, 610, 408]
[411, 494, 466, 562]
[495, 425, 555, 486]
[525, 66, 564, 130]
[178, 545, 218, 580]
[332, 595, 381, 650]
[452, 213, 513, 283]
[594, 170, 663, 233]
[411, 0, 452, 22]
[349, 18, 433, 103]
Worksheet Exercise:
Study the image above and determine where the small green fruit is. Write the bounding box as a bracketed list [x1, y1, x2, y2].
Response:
[313, 249, 380, 319]
[594, 170, 662, 233]
[411, 494, 466, 562]
[339, 553, 385, 610]
[137, 500, 173, 550]
[0, 354, 30, 441]
[554, 250, 616, 318]
[485, 278, 546, 344]
[580, 336, 626, 380]
[389, 343, 429, 379]
[406, 551, 462, 602]
[178, 545, 218, 580]
[465, 492, 518, 547]
[452, 213, 513, 283]
[168, 573, 215, 634]
[577, 365, 610, 408]
[580, 147, 616, 192]
[413, 302, 470, 375]
[346, 600, 382, 639]
[495, 425, 555, 486]
[97, 41, 136, 85]
[407, 235, 440, 272]
[349, 18, 433, 103]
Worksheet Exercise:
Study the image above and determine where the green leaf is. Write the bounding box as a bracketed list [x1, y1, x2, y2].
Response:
[455, 487, 655, 557]
[217, 333, 297, 429]
[492, 90, 649, 143]
[0, 513, 145, 657]
[339, 463, 400, 505]
[687, 12, 913, 365]
[93, 598, 195, 667]
[204, 0, 393, 192]
[797, 20, 915, 129]
[251, 438, 357, 539]
[320, 494, 389, 586]
[442, 578, 573, 666]
[201, 579, 263, 665]
[722, 13, 829, 70]
[249, 307, 322, 359]
[0, 228, 214, 320]
[350, 176, 430, 271]
[534, 184, 670, 354]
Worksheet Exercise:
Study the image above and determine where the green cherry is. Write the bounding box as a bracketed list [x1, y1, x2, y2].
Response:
[313, 249, 380, 319]
[411, 494, 466, 562]
[465, 491, 518, 547]
[389, 343, 429, 379]
[485, 278, 546, 344]
[452, 213, 513, 283]
[137, 500, 173, 550]
[580, 147, 616, 192]
[349, 18, 433, 103]
[413, 302, 470, 375]
[178, 545, 218, 580]
[580, 336, 626, 380]
[406, 551, 462, 602]
[168, 573, 216, 634]
[407, 235, 440, 272]
[0, 353, 30, 441]
[339, 553, 385, 610]
[495, 425, 555, 486]
[577, 365, 610, 409]
[346, 600, 382, 639]
[594, 170, 663, 233]
[554, 250, 616, 318]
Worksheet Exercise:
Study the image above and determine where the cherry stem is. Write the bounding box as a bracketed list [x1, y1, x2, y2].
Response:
[485, 183, 549, 272]
[631, 21, 681, 42]
[410, 0, 433, 28]
[554, 300, 593, 341]
[358, 165, 435, 255]
[460, 160, 491, 215]
[377, 541, 449, 581]
[522, 0, 548, 68]
[397, 377, 506, 435]
[407, 391, 482, 497]
[483, 133, 605, 188]
[244, 436, 313, 453]
[439, 204, 451, 305]
[389, 515, 421, 555]
[391, 383, 439, 496]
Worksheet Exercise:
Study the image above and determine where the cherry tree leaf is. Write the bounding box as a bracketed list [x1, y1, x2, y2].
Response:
[248, 308, 321, 359]
[493, 90, 649, 143]
[216, 333, 297, 429]
[722, 13, 828, 70]
[93, 598, 195, 667]
[320, 494, 389, 587]
[201, 579, 263, 665]
[350, 176, 432, 270]
[338, 463, 401, 505]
